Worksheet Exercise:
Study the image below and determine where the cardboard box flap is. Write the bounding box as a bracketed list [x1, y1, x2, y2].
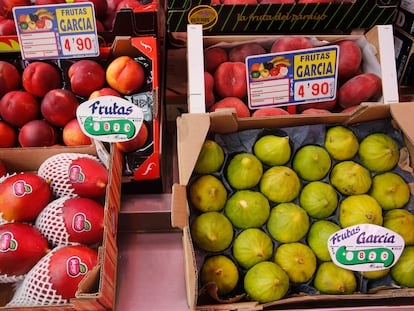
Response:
[177, 113, 211, 185]
[171, 183, 189, 229]
[390, 102, 414, 146]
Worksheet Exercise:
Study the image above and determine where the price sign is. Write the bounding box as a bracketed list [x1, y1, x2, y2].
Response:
[246, 45, 339, 109]
[13, 3, 99, 60]
[327, 224, 405, 271]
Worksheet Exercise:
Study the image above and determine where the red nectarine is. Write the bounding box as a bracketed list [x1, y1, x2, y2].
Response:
[68, 60, 106, 97]
[62, 118, 92, 146]
[338, 73, 382, 109]
[89, 87, 122, 99]
[0, 120, 17, 147]
[22, 62, 62, 98]
[229, 43, 265, 63]
[0, 90, 40, 127]
[41, 89, 79, 127]
[214, 62, 247, 99]
[204, 47, 228, 74]
[106, 56, 145, 95]
[337, 40, 362, 82]
[0, 61, 20, 98]
[18, 119, 57, 147]
[271, 36, 313, 53]
[251, 107, 290, 117]
[209, 97, 250, 118]
[204, 71, 215, 109]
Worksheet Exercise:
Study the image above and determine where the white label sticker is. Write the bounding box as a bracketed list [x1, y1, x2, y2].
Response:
[328, 224, 405, 271]
[76, 95, 144, 143]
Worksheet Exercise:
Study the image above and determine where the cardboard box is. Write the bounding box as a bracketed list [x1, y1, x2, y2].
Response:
[393, 0, 414, 37]
[167, 0, 399, 41]
[0, 143, 123, 310]
[0, 34, 162, 183]
[186, 25, 399, 114]
[171, 101, 414, 311]
[107, 36, 162, 182]
[394, 26, 414, 90]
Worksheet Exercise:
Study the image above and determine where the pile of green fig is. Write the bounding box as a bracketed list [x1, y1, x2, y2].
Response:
[187, 118, 414, 304]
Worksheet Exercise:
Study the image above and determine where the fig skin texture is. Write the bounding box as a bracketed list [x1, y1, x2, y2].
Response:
[358, 133, 399, 172]
[194, 140, 225, 174]
[391, 246, 414, 288]
[314, 261, 357, 294]
[191, 212, 234, 253]
[244, 261, 289, 303]
[189, 175, 228, 213]
[200, 255, 239, 295]
[226, 153, 263, 190]
[232, 228, 273, 269]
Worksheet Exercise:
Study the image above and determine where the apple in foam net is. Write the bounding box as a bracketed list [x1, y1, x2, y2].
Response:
[0, 90, 40, 127]
[0, 120, 17, 147]
[68, 60, 106, 98]
[0, 172, 52, 222]
[41, 89, 79, 127]
[62, 118, 92, 146]
[18, 119, 57, 147]
[22, 61, 62, 98]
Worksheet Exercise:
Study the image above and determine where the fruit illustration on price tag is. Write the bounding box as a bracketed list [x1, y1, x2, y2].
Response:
[246, 45, 339, 110]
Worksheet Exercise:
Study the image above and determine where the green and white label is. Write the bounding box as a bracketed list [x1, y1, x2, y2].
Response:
[328, 224, 405, 271]
[77, 95, 144, 143]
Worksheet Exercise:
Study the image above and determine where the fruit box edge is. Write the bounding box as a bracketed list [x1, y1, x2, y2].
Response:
[171, 101, 414, 311]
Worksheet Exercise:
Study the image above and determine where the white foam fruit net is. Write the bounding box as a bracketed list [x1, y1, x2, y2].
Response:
[35, 197, 72, 247]
[6, 246, 68, 307]
[38, 153, 101, 198]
